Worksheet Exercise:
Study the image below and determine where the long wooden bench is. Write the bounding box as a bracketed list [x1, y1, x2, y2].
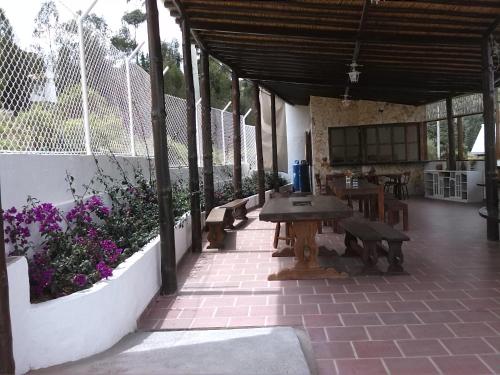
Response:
[220, 198, 249, 228]
[340, 218, 410, 274]
[206, 208, 227, 248]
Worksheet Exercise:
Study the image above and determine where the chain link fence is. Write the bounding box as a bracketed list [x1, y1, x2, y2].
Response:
[0, 13, 257, 169]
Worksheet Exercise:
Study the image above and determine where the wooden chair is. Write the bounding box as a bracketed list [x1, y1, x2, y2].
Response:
[400, 172, 411, 200]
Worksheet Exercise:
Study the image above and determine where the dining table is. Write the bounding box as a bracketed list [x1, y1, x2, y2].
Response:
[328, 178, 385, 222]
[259, 195, 352, 281]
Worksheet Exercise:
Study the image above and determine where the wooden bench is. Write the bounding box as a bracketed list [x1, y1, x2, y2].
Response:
[340, 218, 410, 274]
[206, 208, 227, 248]
[384, 197, 409, 231]
[220, 198, 249, 228]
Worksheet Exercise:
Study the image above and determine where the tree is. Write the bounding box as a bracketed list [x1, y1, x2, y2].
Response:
[0, 9, 45, 114]
[122, 9, 146, 43]
[33, 1, 59, 58]
[111, 25, 137, 53]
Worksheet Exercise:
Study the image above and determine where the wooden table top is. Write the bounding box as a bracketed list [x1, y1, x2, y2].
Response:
[259, 195, 353, 223]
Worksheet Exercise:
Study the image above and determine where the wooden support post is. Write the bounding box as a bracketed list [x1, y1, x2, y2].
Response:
[232, 71, 242, 199]
[457, 117, 465, 161]
[496, 89, 500, 160]
[418, 122, 428, 161]
[145, 0, 177, 294]
[446, 97, 456, 171]
[482, 35, 499, 241]
[181, 19, 202, 252]
[0, 186, 15, 375]
[253, 82, 265, 206]
[271, 93, 279, 192]
[200, 49, 214, 218]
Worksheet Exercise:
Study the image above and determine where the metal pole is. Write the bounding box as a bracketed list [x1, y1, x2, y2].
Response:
[125, 42, 144, 157]
[77, 0, 98, 155]
[242, 108, 252, 164]
[195, 98, 202, 166]
[253, 82, 265, 207]
[221, 101, 231, 165]
[145, 0, 177, 293]
[232, 71, 242, 199]
[0, 181, 15, 375]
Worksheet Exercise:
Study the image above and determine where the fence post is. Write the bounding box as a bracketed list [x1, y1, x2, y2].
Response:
[242, 108, 252, 165]
[221, 101, 231, 165]
[125, 42, 144, 157]
[77, 0, 98, 155]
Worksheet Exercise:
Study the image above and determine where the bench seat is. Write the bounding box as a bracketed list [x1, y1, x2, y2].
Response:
[220, 198, 249, 227]
[341, 218, 410, 274]
[206, 208, 227, 248]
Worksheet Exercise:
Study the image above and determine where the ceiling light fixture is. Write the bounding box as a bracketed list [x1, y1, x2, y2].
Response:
[347, 62, 361, 83]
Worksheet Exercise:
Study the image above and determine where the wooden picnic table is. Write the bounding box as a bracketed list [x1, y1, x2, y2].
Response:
[259, 195, 352, 280]
[328, 179, 385, 222]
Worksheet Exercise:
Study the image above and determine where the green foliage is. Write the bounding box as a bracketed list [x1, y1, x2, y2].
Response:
[111, 25, 137, 53]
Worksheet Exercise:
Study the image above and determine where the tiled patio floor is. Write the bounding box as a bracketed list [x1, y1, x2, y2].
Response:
[139, 198, 500, 374]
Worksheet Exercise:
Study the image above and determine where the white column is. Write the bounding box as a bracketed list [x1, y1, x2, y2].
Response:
[242, 108, 252, 164]
[221, 101, 231, 165]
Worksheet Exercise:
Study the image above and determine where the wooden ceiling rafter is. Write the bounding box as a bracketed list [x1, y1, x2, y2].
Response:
[164, 0, 500, 105]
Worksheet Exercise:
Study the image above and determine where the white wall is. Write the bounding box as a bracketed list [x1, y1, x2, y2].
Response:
[285, 104, 311, 177]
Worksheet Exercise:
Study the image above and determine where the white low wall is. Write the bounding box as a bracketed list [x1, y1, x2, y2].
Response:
[7, 190, 269, 374]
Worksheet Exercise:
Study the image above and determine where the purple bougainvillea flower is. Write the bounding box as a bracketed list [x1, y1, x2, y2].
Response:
[96, 261, 113, 279]
[72, 274, 87, 287]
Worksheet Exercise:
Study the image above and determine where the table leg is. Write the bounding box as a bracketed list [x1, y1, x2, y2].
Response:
[268, 220, 347, 280]
[377, 185, 384, 222]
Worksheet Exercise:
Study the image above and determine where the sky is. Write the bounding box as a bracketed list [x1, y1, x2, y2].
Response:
[1, 0, 182, 51]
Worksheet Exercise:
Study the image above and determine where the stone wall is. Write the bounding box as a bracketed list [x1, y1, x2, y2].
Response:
[310, 96, 427, 194]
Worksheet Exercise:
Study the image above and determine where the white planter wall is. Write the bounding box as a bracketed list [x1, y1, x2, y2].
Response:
[6, 190, 268, 374]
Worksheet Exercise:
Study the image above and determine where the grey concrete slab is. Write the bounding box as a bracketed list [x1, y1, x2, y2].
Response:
[30, 327, 312, 375]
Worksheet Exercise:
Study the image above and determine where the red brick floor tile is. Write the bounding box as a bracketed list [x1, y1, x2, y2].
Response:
[455, 310, 500, 322]
[159, 319, 193, 330]
[235, 295, 267, 306]
[367, 325, 411, 340]
[319, 303, 356, 314]
[312, 341, 355, 359]
[304, 314, 343, 327]
[431, 290, 470, 299]
[285, 303, 320, 315]
[397, 339, 448, 357]
[465, 289, 500, 298]
[283, 286, 314, 295]
[214, 306, 249, 317]
[365, 292, 402, 302]
[375, 283, 410, 292]
[398, 291, 436, 300]
[178, 308, 215, 319]
[448, 322, 498, 337]
[306, 327, 328, 342]
[249, 305, 284, 316]
[265, 315, 303, 327]
[341, 313, 382, 326]
[266, 295, 300, 305]
[335, 359, 387, 375]
[389, 301, 429, 312]
[480, 354, 500, 373]
[416, 311, 460, 324]
[333, 293, 367, 303]
[406, 282, 443, 291]
[326, 326, 369, 341]
[202, 297, 236, 307]
[441, 337, 495, 355]
[432, 355, 493, 375]
[354, 302, 393, 313]
[383, 357, 439, 375]
[227, 316, 266, 327]
[137, 319, 162, 330]
[484, 336, 500, 351]
[424, 299, 466, 311]
[353, 340, 402, 358]
[316, 359, 338, 375]
[407, 323, 455, 339]
[190, 317, 229, 329]
[460, 298, 500, 310]
[300, 294, 334, 304]
[437, 281, 474, 290]
[314, 285, 347, 294]
[378, 312, 420, 325]
[345, 284, 378, 293]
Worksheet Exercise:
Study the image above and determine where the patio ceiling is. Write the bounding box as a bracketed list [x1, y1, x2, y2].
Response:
[164, 0, 500, 106]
